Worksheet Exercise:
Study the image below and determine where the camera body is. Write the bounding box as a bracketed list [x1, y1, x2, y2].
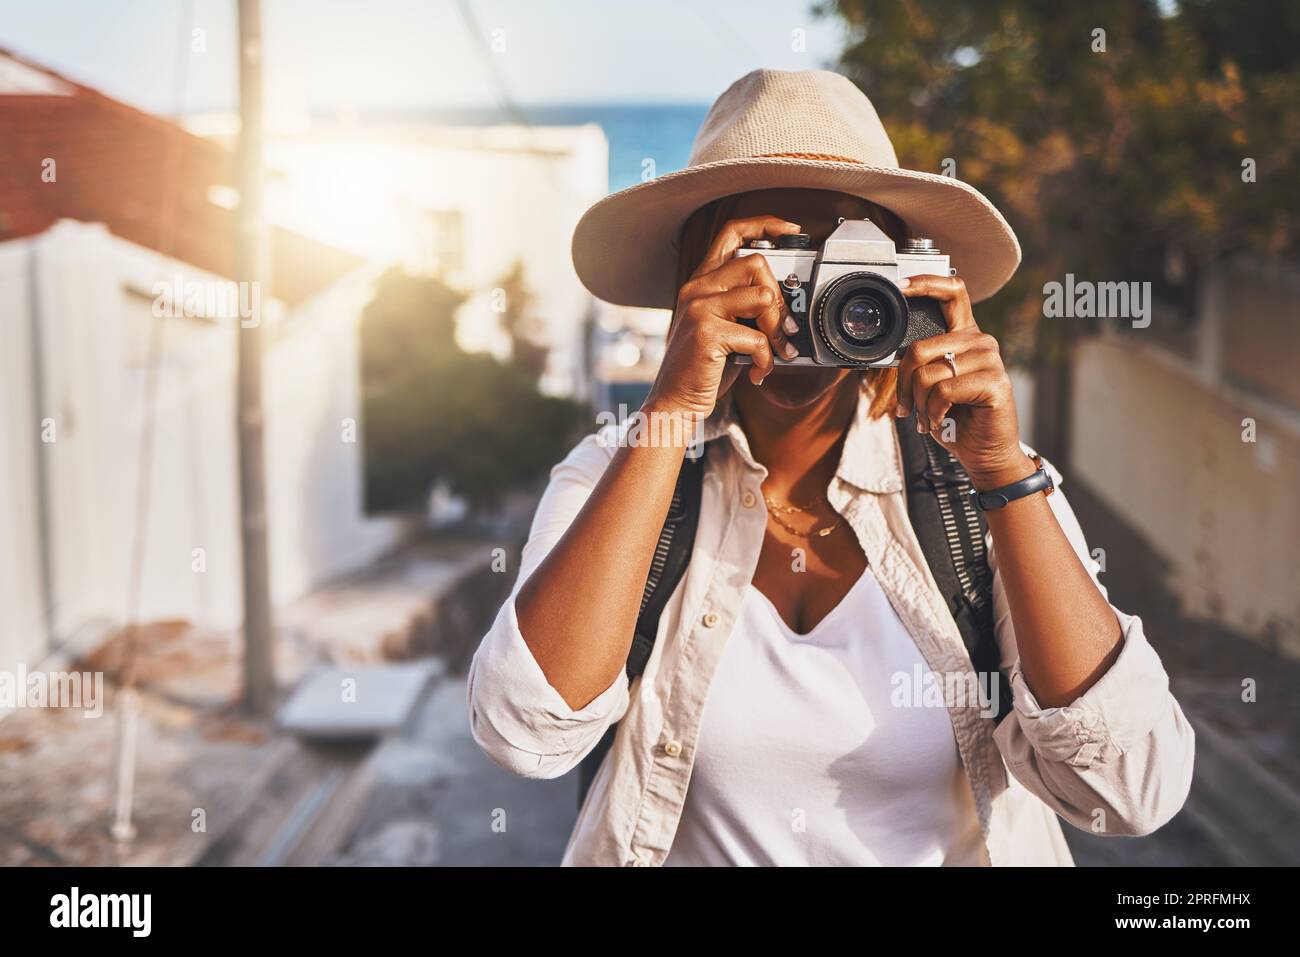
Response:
[733, 218, 952, 368]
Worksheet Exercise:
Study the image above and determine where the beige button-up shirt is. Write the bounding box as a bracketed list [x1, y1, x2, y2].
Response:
[467, 387, 1196, 866]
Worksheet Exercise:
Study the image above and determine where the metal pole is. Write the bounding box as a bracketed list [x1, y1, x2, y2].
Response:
[236, 0, 275, 713]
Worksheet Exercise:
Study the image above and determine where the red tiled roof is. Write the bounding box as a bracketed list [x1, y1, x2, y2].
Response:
[0, 47, 362, 306]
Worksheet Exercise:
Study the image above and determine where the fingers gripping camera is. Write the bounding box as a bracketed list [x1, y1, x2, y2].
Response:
[733, 218, 952, 368]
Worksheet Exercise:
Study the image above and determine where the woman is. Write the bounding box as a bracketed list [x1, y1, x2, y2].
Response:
[468, 69, 1194, 866]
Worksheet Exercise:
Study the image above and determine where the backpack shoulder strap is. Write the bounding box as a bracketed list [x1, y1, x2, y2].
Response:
[894, 419, 1011, 721]
[576, 444, 706, 808]
[626, 446, 707, 679]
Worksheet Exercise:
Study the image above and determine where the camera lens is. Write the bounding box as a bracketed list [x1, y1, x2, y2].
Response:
[839, 293, 887, 343]
[812, 272, 909, 364]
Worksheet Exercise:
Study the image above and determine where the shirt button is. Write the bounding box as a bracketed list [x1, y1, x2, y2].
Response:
[632, 854, 649, 867]
[664, 739, 682, 757]
[741, 490, 757, 508]
[702, 612, 719, 628]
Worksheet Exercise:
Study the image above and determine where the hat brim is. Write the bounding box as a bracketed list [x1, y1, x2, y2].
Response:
[572, 156, 1021, 308]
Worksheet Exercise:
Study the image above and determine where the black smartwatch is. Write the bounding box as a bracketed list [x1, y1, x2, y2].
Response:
[969, 453, 1054, 511]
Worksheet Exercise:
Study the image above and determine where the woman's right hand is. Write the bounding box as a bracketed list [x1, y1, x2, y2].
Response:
[644, 216, 804, 419]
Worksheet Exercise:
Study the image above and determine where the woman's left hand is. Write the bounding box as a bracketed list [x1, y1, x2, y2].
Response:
[893, 275, 1034, 490]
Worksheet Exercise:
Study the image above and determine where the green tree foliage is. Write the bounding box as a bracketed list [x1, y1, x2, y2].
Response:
[823, 0, 1300, 359]
[359, 268, 584, 513]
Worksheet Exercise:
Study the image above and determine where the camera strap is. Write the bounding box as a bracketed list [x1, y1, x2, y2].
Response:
[894, 421, 1011, 723]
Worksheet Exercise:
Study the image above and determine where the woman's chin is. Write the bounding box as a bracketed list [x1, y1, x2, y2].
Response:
[752, 365, 853, 408]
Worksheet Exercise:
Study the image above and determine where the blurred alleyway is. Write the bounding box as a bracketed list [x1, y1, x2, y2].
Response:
[3, 481, 1298, 867]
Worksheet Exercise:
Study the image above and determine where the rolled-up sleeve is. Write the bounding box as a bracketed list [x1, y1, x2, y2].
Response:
[989, 451, 1196, 836]
[466, 432, 631, 779]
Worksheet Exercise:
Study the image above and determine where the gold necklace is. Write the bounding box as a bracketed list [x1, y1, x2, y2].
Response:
[764, 492, 828, 515]
[762, 493, 843, 539]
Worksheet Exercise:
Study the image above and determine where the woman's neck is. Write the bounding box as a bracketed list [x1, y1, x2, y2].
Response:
[734, 376, 860, 503]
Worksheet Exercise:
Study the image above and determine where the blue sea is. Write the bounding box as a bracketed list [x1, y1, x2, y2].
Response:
[381, 104, 709, 193]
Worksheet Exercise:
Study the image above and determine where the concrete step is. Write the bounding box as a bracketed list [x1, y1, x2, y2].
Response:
[193, 738, 375, 866]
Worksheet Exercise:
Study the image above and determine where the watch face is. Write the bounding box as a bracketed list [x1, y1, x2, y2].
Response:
[1028, 453, 1055, 496]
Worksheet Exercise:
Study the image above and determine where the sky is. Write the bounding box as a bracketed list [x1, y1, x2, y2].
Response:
[0, 0, 849, 116]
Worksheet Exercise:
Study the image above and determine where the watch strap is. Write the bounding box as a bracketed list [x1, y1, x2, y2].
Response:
[969, 454, 1054, 511]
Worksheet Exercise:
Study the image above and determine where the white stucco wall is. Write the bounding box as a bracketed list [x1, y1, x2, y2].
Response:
[0, 238, 51, 672]
[0, 220, 408, 675]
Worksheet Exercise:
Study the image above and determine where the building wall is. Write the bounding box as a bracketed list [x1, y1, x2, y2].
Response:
[258, 123, 608, 398]
[0, 238, 51, 671]
[1070, 335, 1300, 657]
[0, 220, 408, 677]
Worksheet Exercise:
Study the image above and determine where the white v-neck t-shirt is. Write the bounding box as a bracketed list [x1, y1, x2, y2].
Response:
[664, 568, 984, 866]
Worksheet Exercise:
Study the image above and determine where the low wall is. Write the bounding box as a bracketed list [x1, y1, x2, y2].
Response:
[1069, 336, 1300, 657]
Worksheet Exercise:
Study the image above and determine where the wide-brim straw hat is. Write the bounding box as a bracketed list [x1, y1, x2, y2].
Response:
[572, 69, 1020, 308]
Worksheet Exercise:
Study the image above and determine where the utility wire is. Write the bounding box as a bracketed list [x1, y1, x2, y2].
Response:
[453, 0, 531, 129]
[678, 0, 768, 67]
[450, 0, 584, 202]
[111, 0, 196, 847]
